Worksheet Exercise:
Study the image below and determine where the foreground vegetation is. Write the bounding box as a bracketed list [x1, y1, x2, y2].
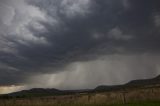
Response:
[1, 86, 160, 106]
[0, 100, 160, 106]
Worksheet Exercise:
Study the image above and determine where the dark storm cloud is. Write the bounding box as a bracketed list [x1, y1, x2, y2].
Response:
[0, 0, 160, 85]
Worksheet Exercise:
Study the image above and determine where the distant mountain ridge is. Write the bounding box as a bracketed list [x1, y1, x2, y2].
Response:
[125, 75, 160, 87]
[95, 75, 160, 91]
[8, 88, 63, 97]
[1, 75, 160, 98]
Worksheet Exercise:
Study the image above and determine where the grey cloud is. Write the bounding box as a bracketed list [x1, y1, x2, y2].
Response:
[0, 0, 160, 87]
[27, 54, 160, 89]
[108, 27, 133, 40]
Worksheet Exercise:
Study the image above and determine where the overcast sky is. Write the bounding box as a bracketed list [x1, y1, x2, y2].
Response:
[0, 0, 160, 92]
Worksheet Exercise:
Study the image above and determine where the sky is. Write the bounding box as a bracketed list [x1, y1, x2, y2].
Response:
[0, 0, 160, 94]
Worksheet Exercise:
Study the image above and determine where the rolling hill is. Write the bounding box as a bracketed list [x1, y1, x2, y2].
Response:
[1, 75, 160, 98]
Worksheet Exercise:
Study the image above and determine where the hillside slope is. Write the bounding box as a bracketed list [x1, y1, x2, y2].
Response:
[1, 75, 160, 98]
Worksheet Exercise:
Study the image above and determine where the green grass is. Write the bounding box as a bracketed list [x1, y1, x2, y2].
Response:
[110, 102, 160, 106]
[0, 101, 160, 106]
[53, 102, 160, 106]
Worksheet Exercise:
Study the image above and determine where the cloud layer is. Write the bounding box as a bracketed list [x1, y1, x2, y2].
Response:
[0, 0, 160, 89]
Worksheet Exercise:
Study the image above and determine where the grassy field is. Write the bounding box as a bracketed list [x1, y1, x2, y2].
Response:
[0, 100, 160, 106]
[1, 87, 160, 106]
